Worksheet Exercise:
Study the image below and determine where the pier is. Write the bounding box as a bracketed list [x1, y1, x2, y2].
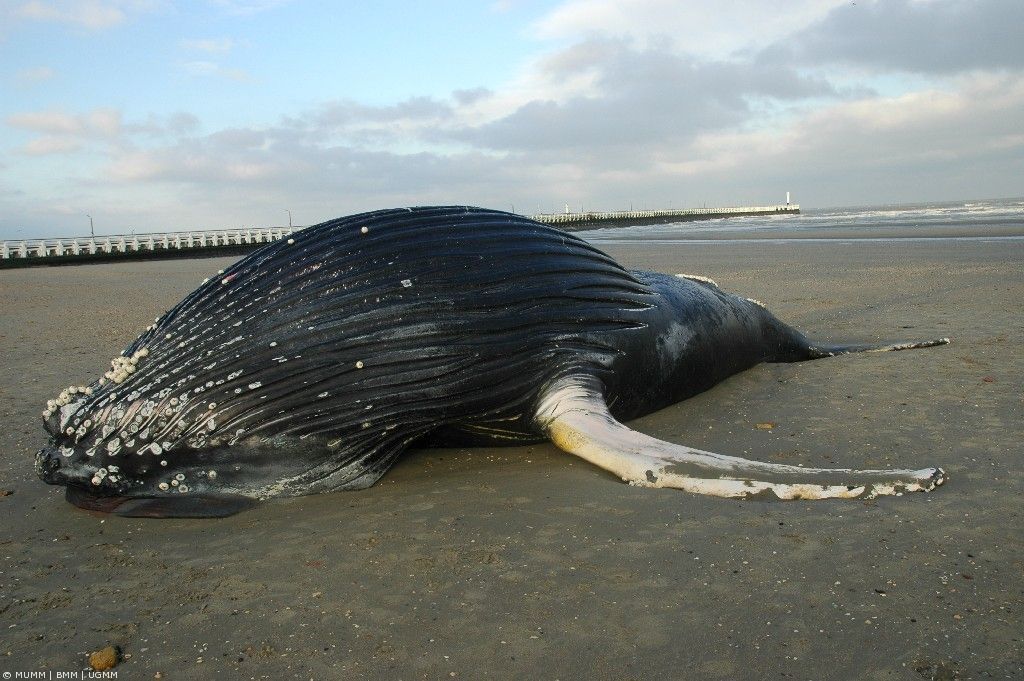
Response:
[0, 204, 798, 266]
[0, 227, 292, 267]
[532, 204, 798, 230]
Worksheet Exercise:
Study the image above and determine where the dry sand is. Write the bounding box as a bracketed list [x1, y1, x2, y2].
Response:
[0, 231, 1021, 680]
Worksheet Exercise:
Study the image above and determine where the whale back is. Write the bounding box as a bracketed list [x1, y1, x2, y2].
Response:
[41, 206, 654, 498]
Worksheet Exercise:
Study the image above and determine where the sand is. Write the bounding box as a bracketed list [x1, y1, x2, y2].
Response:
[1, 230, 1021, 680]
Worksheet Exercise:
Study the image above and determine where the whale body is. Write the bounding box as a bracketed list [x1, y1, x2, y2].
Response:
[36, 206, 948, 517]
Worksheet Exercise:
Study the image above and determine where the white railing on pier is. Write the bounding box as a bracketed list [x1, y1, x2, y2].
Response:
[0, 227, 295, 260]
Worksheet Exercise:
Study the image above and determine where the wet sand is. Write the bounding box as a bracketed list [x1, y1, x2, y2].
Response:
[1, 231, 1021, 679]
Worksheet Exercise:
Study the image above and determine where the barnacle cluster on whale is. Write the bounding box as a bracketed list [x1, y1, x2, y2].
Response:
[36, 206, 949, 517]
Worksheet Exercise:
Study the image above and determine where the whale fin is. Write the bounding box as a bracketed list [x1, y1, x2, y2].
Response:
[65, 486, 256, 518]
[534, 375, 946, 500]
[804, 337, 950, 359]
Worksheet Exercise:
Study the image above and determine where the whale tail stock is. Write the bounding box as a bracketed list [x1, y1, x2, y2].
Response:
[534, 375, 947, 501]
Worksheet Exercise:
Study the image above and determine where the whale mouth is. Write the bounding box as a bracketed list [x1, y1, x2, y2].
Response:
[65, 485, 137, 514]
[64, 484, 256, 518]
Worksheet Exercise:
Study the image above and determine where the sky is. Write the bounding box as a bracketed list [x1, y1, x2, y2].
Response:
[1, 0, 1022, 239]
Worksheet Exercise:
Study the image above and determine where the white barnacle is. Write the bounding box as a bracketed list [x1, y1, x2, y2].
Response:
[318, 391, 329, 398]
[148, 442, 162, 456]
[175, 473, 185, 481]
[360, 226, 368, 234]
[171, 479, 178, 486]
[287, 238, 295, 245]
[138, 347, 149, 357]
[207, 470, 217, 479]
[158, 482, 169, 491]
[65, 427, 74, 435]
[91, 476, 102, 486]
[165, 333, 172, 339]
[207, 402, 216, 410]
[160, 459, 168, 466]
[178, 485, 189, 493]
[356, 361, 364, 369]
[269, 341, 278, 347]
[400, 279, 413, 288]
[248, 381, 262, 389]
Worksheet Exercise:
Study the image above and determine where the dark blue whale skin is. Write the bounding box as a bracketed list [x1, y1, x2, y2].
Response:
[35, 206, 939, 517]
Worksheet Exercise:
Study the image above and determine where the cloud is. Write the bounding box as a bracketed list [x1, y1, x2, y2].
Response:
[15, 66, 57, 86]
[209, 0, 290, 16]
[7, 110, 79, 135]
[23, 136, 82, 155]
[7, 108, 121, 137]
[450, 39, 835, 155]
[3, 107, 195, 156]
[11, 0, 154, 29]
[179, 37, 236, 54]
[534, 0, 847, 59]
[762, 0, 1024, 74]
[452, 88, 492, 106]
[180, 60, 252, 82]
[648, 71, 1024, 205]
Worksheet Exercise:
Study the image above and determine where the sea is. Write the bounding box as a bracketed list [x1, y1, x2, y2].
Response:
[578, 197, 1024, 245]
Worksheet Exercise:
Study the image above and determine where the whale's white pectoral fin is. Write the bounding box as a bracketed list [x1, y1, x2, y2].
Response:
[534, 375, 947, 501]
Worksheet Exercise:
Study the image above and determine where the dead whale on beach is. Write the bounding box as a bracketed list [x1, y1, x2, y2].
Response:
[36, 206, 949, 517]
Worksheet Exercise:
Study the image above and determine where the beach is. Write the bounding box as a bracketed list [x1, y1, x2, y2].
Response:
[1, 231, 1021, 680]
